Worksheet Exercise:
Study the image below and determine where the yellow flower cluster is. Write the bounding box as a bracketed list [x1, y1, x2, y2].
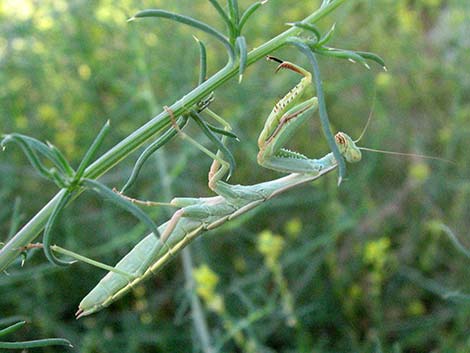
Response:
[194, 264, 224, 313]
[363, 236, 391, 270]
[256, 230, 285, 269]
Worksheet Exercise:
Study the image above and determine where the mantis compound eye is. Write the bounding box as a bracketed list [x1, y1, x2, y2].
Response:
[335, 132, 362, 163]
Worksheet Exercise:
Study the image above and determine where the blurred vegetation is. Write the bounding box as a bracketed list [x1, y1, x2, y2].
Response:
[1, 0, 470, 352]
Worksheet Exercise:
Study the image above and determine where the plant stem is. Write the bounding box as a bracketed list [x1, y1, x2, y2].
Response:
[0, 0, 347, 271]
[182, 249, 214, 353]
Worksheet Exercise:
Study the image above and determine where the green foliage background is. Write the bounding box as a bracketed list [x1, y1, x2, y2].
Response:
[1, 0, 470, 352]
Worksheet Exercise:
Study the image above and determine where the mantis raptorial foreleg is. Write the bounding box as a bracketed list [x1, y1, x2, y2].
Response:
[257, 56, 363, 171]
[258, 57, 330, 173]
[257, 57, 329, 174]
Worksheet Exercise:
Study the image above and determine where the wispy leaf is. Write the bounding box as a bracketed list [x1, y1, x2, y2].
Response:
[130, 9, 235, 62]
[194, 36, 207, 85]
[190, 110, 236, 180]
[121, 116, 188, 193]
[1, 134, 55, 181]
[240, 1, 268, 32]
[208, 0, 235, 36]
[236, 36, 247, 83]
[228, 0, 240, 28]
[286, 21, 321, 41]
[42, 189, 74, 267]
[317, 23, 336, 46]
[75, 120, 110, 181]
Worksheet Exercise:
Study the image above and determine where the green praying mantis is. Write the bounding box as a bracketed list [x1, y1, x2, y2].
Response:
[73, 56, 365, 318]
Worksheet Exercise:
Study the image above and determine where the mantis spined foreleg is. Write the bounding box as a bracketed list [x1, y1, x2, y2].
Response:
[74, 59, 362, 318]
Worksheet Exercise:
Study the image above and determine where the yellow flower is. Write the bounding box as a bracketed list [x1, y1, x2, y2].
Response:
[194, 264, 219, 302]
[194, 264, 226, 314]
[397, 4, 418, 33]
[363, 237, 391, 269]
[78, 64, 92, 80]
[284, 218, 302, 239]
[409, 162, 430, 183]
[375, 72, 392, 89]
[407, 300, 426, 316]
[257, 230, 284, 267]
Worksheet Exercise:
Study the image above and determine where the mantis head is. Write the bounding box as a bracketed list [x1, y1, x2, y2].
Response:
[335, 132, 362, 163]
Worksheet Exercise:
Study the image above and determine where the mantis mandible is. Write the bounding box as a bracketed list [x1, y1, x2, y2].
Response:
[75, 57, 363, 318]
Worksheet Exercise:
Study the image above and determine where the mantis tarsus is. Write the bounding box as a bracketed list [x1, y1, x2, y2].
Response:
[75, 57, 363, 318]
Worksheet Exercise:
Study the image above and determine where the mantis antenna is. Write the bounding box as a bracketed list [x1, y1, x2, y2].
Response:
[359, 146, 455, 164]
[354, 90, 376, 144]
[354, 96, 454, 164]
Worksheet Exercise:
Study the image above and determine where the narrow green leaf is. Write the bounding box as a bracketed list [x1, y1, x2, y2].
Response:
[0, 338, 73, 349]
[130, 9, 235, 62]
[286, 21, 321, 41]
[121, 116, 188, 193]
[355, 50, 387, 69]
[82, 179, 162, 240]
[1, 134, 55, 181]
[400, 266, 470, 303]
[205, 108, 233, 131]
[208, 0, 235, 36]
[236, 36, 247, 83]
[0, 317, 28, 327]
[316, 47, 371, 69]
[75, 120, 110, 181]
[50, 168, 68, 188]
[3, 134, 70, 176]
[43, 189, 74, 267]
[0, 321, 26, 337]
[190, 110, 236, 179]
[10, 135, 58, 166]
[47, 142, 74, 177]
[194, 36, 207, 85]
[317, 23, 336, 46]
[206, 122, 239, 140]
[239, 1, 268, 32]
[227, 0, 240, 29]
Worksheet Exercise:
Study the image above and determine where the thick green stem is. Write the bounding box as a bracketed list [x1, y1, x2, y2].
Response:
[0, 0, 347, 271]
